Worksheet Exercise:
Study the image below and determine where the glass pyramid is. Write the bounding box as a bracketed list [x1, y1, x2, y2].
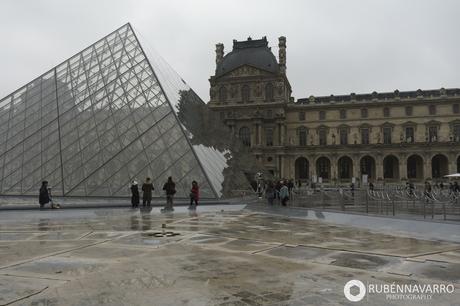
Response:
[0, 23, 252, 198]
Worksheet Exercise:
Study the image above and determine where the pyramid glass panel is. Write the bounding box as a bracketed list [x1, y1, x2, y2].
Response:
[0, 23, 260, 199]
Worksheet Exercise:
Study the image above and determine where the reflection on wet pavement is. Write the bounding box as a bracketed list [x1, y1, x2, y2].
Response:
[0, 204, 458, 305]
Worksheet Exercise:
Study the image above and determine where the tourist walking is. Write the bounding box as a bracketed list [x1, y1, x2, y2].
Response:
[265, 181, 275, 205]
[279, 182, 289, 206]
[142, 177, 154, 207]
[162, 176, 176, 212]
[130, 180, 140, 208]
[189, 181, 199, 209]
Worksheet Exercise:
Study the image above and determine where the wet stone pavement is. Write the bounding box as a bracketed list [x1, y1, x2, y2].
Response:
[0, 204, 459, 305]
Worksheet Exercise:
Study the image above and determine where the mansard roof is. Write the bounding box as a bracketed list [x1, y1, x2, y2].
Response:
[215, 37, 279, 77]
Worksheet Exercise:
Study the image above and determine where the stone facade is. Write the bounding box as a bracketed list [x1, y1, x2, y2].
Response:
[208, 37, 460, 185]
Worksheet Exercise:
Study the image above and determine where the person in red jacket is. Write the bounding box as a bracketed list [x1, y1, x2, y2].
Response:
[189, 181, 199, 209]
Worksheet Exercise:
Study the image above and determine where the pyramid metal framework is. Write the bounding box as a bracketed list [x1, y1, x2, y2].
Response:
[0, 23, 218, 198]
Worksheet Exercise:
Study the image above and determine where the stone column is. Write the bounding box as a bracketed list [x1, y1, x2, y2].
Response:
[278, 155, 283, 178]
[280, 124, 286, 146]
[352, 154, 360, 182]
[448, 153, 457, 174]
[424, 155, 432, 180]
[254, 123, 259, 146]
[310, 155, 317, 180]
[330, 155, 338, 182]
[399, 154, 407, 180]
[375, 154, 383, 180]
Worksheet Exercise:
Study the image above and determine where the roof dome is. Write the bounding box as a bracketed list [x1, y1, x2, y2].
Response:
[215, 37, 279, 77]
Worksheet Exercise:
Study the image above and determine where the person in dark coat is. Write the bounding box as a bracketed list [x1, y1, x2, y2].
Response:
[162, 176, 176, 212]
[189, 181, 199, 209]
[142, 178, 154, 207]
[130, 180, 140, 208]
[275, 180, 282, 200]
[39, 181, 50, 208]
[368, 181, 374, 191]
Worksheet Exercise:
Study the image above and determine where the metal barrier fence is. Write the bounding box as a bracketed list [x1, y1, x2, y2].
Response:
[273, 186, 460, 221]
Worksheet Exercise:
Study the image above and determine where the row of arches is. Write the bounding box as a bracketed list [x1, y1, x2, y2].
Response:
[294, 154, 460, 181]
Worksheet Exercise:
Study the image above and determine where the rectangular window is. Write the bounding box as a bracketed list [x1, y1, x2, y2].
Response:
[428, 126, 437, 142]
[299, 129, 307, 146]
[453, 104, 459, 114]
[361, 128, 369, 144]
[319, 129, 327, 145]
[265, 128, 273, 146]
[383, 127, 392, 144]
[340, 128, 348, 145]
[383, 107, 390, 117]
[405, 106, 413, 116]
[361, 108, 368, 118]
[454, 124, 460, 142]
[266, 109, 273, 118]
[299, 111, 305, 121]
[319, 111, 326, 120]
[429, 105, 436, 115]
[405, 127, 414, 143]
[340, 109, 346, 119]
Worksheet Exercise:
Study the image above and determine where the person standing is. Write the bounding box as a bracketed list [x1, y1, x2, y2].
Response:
[368, 181, 374, 191]
[350, 182, 355, 197]
[189, 181, 199, 209]
[424, 181, 432, 202]
[39, 181, 50, 209]
[142, 178, 154, 207]
[162, 176, 176, 212]
[130, 180, 140, 208]
[279, 182, 289, 206]
[265, 181, 275, 205]
[275, 180, 282, 200]
[287, 179, 294, 194]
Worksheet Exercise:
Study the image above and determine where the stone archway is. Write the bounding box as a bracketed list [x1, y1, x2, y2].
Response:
[407, 154, 424, 181]
[383, 155, 399, 180]
[360, 155, 376, 179]
[316, 157, 331, 180]
[431, 154, 449, 178]
[338, 156, 353, 181]
[295, 157, 309, 180]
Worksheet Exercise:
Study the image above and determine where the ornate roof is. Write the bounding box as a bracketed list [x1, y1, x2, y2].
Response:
[215, 37, 279, 77]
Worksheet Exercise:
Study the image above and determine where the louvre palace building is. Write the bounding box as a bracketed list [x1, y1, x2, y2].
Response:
[208, 36, 460, 185]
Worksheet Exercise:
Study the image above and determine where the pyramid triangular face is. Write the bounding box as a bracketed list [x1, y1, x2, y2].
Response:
[0, 23, 218, 198]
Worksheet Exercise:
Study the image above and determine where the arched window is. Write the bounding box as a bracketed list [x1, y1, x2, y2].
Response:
[265, 83, 274, 101]
[219, 86, 227, 102]
[239, 126, 251, 146]
[297, 126, 307, 146]
[241, 85, 250, 103]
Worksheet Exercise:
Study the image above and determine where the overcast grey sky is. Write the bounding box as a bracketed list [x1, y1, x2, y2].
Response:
[0, 0, 459, 101]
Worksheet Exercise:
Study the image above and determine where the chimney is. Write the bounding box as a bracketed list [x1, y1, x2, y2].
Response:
[278, 36, 286, 74]
[215, 43, 224, 68]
